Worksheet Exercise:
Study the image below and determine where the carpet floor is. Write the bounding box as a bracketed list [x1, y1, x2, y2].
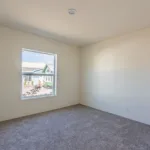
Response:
[0, 105, 150, 150]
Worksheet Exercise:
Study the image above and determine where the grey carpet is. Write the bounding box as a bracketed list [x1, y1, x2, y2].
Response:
[0, 105, 150, 150]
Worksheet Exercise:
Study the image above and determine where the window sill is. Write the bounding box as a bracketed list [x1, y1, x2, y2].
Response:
[21, 94, 56, 101]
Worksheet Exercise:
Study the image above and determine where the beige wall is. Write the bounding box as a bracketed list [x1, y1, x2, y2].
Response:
[81, 28, 150, 125]
[0, 26, 80, 122]
[1, 25, 150, 125]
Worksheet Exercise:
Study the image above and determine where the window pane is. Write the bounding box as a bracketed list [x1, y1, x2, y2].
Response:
[22, 49, 56, 99]
[22, 75, 55, 98]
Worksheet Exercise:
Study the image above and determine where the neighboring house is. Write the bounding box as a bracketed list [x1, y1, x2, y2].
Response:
[42, 64, 54, 82]
[22, 62, 54, 86]
[22, 62, 45, 72]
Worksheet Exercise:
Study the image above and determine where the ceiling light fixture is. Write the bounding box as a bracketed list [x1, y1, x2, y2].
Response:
[68, 8, 77, 15]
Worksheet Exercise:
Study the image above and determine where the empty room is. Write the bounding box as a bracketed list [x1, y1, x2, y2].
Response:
[1, 0, 150, 150]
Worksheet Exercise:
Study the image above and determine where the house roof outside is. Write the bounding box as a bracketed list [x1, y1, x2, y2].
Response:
[33, 69, 43, 73]
[43, 64, 54, 73]
[22, 62, 45, 69]
[22, 62, 53, 73]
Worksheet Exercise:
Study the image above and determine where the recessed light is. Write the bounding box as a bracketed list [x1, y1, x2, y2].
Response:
[68, 8, 77, 15]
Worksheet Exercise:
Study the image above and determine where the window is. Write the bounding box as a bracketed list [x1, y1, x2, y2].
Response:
[21, 49, 57, 99]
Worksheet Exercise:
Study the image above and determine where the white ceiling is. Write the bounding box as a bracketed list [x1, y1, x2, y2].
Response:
[0, 0, 150, 46]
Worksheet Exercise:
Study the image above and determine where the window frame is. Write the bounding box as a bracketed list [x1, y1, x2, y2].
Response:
[21, 48, 57, 100]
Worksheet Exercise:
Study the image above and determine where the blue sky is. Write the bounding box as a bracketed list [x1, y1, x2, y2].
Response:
[22, 50, 54, 64]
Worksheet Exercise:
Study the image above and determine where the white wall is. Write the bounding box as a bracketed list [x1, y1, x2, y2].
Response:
[0, 26, 80, 122]
[81, 28, 150, 125]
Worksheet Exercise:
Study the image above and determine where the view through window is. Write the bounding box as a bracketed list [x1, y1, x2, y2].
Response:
[22, 49, 57, 99]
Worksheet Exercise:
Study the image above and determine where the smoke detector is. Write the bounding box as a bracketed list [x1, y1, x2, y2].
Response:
[68, 8, 77, 15]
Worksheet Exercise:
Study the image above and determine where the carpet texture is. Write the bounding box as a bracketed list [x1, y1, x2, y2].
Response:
[0, 105, 150, 150]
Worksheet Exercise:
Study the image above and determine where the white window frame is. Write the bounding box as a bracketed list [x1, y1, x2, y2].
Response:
[21, 48, 57, 100]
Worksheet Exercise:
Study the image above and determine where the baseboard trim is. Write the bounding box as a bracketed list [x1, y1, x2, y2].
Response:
[0, 103, 80, 123]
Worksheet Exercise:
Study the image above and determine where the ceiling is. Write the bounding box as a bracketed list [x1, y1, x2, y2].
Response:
[0, 0, 150, 46]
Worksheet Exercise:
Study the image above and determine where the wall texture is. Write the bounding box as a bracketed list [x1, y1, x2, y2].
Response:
[81, 28, 150, 125]
[0, 26, 80, 122]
